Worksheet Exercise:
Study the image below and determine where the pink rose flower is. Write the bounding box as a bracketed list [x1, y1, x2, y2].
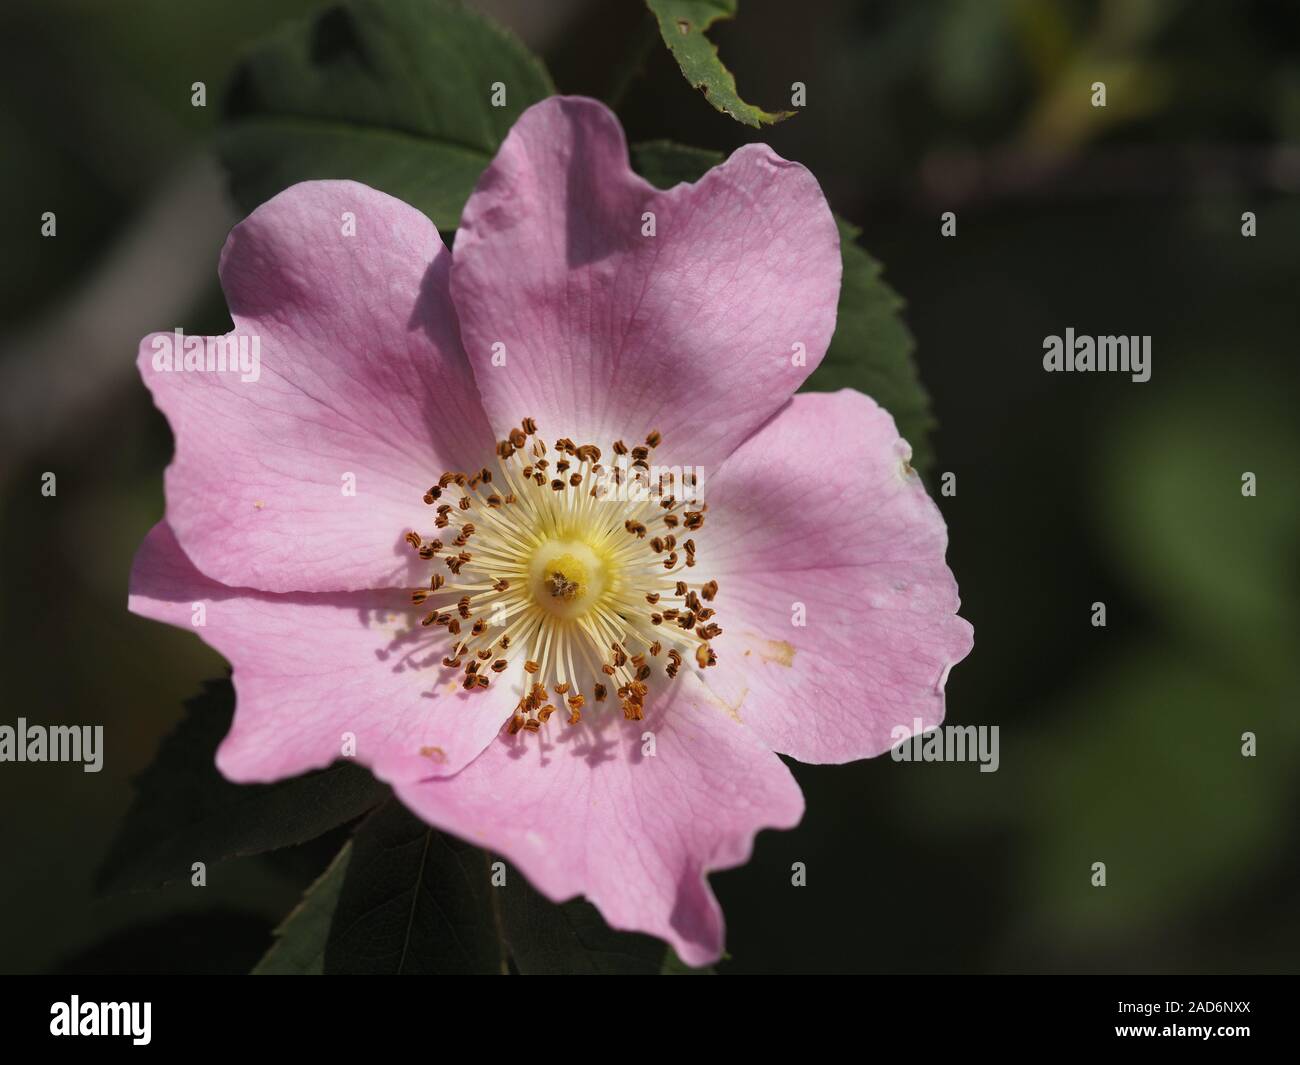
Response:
[130, 96, 972, 966]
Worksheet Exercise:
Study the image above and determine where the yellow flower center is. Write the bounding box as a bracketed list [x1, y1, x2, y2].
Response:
[402, 418, 720, 732]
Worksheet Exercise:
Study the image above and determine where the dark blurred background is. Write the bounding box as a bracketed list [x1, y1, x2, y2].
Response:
[1, 0, 1296, 974]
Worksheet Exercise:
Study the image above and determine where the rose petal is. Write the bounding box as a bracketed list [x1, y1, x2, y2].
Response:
[394, 673, 803, 966]
[129, 522, 513, 783]
[697, 390, 974, 763]
[142, 180, 495, 594]
[451, 96, 840, 469]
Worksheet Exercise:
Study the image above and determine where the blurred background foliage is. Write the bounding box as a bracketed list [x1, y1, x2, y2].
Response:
[1, 0, 1296, 973]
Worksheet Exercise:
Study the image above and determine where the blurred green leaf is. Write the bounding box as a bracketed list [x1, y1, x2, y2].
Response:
[97, 679, 389, 894]
[1022, 646, 1289, 936]
[253, 843, 352, 975]
[324, 801, 672, 973]
[1097, 373, 1300, 680]
[633, 141, 935, 473]
[218, 0, 554, 229]
[645, 0, 793, 127]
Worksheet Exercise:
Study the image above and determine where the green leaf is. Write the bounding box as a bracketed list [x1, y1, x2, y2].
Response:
[324, 802, 671, 973]
[646, 0, 794, 127]
[630, 139, 723, 189]
[631, 141, 936, 473]
[806, 218, 936, 475]
[500, 879, 663, 975]
[218, 0, 555, 229]
[97, 679, 389, 894]
[253, 843, 353, 975]
[324, 800, 504, 974]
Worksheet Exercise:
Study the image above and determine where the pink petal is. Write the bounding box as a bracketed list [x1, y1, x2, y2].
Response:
[451, 96, 840, 469]
[142, 180, 495, 594]
[394, 675, 804, 966]
[698, 390, 974, 763]
[128, 522, 513, 783]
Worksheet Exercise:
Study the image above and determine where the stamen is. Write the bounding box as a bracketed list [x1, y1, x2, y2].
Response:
[401, 418, 720, 730]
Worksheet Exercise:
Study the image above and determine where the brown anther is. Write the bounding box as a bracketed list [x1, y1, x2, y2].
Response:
[491, 659, 508, 673]
[522, 417, 538, 435]
[593, 683, 607, 702]
[702, 579, 718, 601]
[645, 430, 662, 448]
[524, 660, 540, 674]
